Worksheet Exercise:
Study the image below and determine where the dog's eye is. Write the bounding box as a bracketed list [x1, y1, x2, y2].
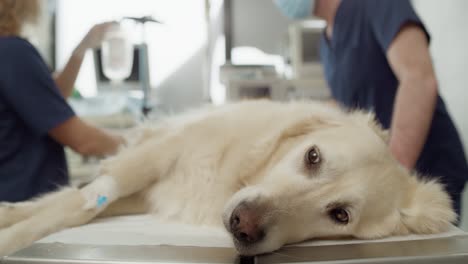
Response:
[305, 146, 321, 166]
[329, 208, 349, 224]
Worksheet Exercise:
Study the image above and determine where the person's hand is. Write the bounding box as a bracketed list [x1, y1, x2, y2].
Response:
[74, 22, 115, 57]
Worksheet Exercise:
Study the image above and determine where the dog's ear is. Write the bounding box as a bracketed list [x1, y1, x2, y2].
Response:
[349, 111, 389, 143]
[398, 176, 456, 234]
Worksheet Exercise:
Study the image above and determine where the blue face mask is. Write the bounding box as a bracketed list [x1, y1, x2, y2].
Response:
[273, 0, 316, 19]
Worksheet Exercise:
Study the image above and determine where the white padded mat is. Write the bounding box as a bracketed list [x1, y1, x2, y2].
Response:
[38, 215, 467, 248]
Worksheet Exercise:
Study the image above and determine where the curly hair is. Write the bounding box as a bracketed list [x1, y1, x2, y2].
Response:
[0, 0, 39, 36]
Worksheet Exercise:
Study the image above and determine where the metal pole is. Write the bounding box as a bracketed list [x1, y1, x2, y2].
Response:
[223, 0, 232, 63]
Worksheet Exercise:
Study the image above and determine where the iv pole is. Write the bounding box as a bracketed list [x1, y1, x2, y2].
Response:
[122, 16, 162, 117]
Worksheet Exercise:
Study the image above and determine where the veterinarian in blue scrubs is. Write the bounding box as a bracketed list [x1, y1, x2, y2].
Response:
[0, 0, 122, 202]
[275, 0, 468, 219]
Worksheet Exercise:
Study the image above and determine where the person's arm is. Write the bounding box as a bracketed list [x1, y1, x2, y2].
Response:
[49, 116, 124, 157]
[386, 24, 438, 170]
[54, 22, 113, 98]
[53, 50, 85, 98]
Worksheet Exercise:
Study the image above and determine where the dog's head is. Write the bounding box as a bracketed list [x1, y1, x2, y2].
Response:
[222, 110, 455, 256]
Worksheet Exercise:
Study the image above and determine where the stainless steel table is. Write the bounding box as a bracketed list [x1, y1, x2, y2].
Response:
[3, 235, 468, 264]
[256, 235, 468, 264]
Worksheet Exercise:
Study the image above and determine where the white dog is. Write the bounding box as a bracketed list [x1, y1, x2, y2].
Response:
[0, 100, 455, 256]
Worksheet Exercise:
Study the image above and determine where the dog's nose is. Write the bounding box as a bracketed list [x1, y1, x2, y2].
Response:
[229, 205, 265, 244]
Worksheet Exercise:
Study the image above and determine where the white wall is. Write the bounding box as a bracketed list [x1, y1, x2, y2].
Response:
[412, 0, 468, 229]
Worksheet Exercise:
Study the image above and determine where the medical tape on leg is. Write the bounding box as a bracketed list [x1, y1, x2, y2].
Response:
[80, 175, 119, 210]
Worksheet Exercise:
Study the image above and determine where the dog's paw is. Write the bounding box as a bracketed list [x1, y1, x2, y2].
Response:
[0, 225, 30, 256]
[0, 202, 31, 229]
[0, 203, 16, 229]
[0, 228, 15, 256]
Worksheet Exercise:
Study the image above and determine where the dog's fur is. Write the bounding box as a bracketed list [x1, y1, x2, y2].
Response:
[0, 100, 456, 256]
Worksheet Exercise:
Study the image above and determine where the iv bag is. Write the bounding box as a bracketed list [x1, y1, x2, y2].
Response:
[101, 24, 134, 82]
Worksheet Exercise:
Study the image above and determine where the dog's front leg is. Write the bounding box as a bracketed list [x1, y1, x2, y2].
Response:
[0, 188, 95, 256]
[81, 133, 182, 211]
[0, 201, 37, 229]
[0, 133, 182, 256]
[0, 186, 88, 229]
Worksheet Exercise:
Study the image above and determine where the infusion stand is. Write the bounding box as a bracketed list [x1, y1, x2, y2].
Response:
[123, 16, 162, 117]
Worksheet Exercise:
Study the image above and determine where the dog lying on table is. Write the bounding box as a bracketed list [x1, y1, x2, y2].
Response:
[0, 100, 455, 256]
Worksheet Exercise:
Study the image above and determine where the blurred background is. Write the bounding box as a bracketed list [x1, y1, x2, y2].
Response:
[25, 0, 468, 229]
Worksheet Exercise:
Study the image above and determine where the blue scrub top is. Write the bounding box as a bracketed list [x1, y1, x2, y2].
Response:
[0, 37, 76, 202]
[319, 0, 468, 214]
